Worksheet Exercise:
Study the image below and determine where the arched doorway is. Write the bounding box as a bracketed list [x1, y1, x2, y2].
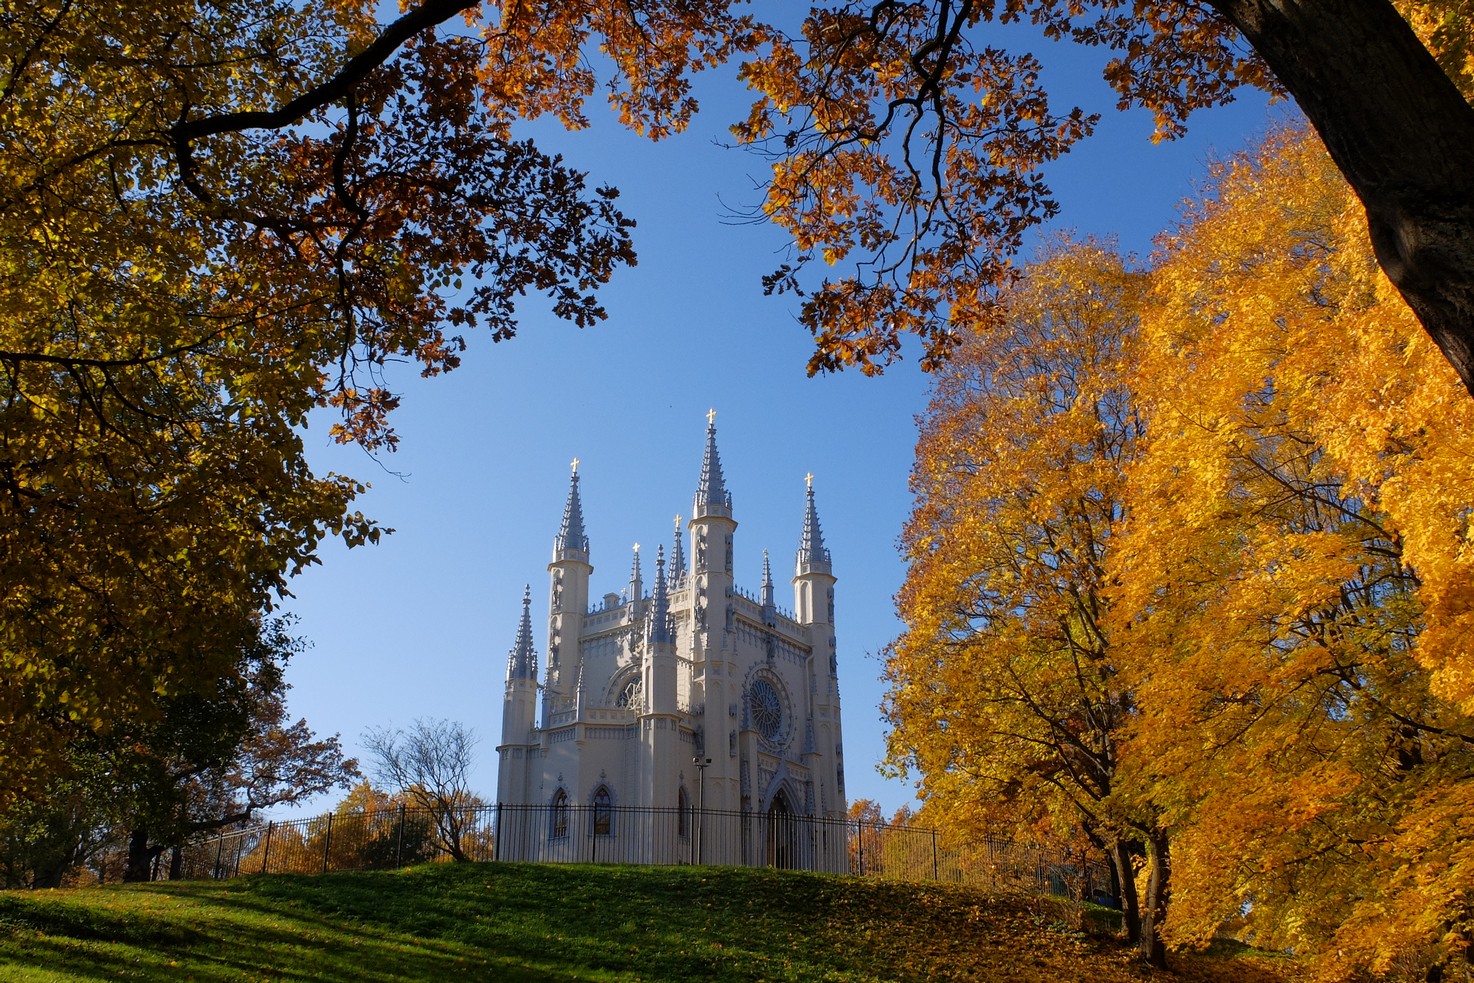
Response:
[766, 788, 796, 869]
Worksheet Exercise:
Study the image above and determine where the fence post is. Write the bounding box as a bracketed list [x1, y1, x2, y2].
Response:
[214, 833, 225, 880]
[856, 822, 864, 876]
[396, 803, 406, 866]
[261, 822, 274, 874]
[932, 828, 939, 881]
[322, 814, 333, 874]
[494, 803, 502, 862]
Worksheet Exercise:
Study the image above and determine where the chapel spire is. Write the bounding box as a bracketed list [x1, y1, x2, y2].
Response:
[507, 584, 538, 680]
[693, 409, 732, 519]
[629, 542, 643, 600]
[796, 474, 832, 575]
[761, 549, 777, 626]
[668, 514, 686, 587]
[649, 545, 673, 645]
[553, 458, 589, 561]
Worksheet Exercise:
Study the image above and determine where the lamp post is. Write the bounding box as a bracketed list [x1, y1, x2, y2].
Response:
[694, 755, 711, 865]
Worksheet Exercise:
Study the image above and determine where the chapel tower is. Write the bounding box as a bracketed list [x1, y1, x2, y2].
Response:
[689, 410, 738, 814]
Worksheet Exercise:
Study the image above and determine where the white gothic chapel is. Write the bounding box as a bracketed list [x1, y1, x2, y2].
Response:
[495, 414, 848, 870]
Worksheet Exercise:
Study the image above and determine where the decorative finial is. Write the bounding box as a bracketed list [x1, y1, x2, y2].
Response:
[634, 542, 640, 553]
[707, 407, 717, 428]
[805, 472, 814, 490]
[571, 456, 580, 474]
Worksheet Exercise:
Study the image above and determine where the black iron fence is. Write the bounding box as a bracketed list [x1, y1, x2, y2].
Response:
[159, 802, 1112, 904]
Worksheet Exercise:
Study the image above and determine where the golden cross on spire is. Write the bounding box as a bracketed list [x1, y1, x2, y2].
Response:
[674, 514, 682, 526]
[571, 456, 580, 474]
[706, 407, 717, 427]
[805, 472, 814, 489]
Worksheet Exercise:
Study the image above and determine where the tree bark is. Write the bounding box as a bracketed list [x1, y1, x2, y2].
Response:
[1139, 830, 1172, 969]
[1110, 839, 1143, 944]
[1207, 0, 1474, 395]
[30, 858, 69, 890]
[123, 827, 153, 883]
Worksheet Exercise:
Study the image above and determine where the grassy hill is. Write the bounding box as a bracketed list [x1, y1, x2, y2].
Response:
[0, 863, 1300, 982]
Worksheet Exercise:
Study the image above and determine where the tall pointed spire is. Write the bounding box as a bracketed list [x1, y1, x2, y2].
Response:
[507, 584, 538, 680]
[766, 551, 778, 627]
[693, 409, 732, 519]
[629, 542, 643, 599]
[669, 514, 686, 588]
[796, 473, 832, 574]
[649, 545, 673, 644]
[553, 458, 589, 561]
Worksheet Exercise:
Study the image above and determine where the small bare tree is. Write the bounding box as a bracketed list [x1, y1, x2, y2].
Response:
[362, 719, 480, 862]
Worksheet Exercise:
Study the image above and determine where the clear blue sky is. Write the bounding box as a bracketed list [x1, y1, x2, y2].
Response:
[278, 24, 1284, 816]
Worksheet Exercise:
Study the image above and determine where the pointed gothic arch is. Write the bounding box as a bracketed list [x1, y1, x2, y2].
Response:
[549, 787, 570, 839]
[592, 784, 614, 836]
[767, 787, 797, 870]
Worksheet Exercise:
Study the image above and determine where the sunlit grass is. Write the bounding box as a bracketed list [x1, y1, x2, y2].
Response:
[1, 862, 1301, 982]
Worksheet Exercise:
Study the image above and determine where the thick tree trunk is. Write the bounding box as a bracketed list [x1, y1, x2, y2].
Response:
[1207, 0, 1474, 395]
[1139, 830, 1171, 969]
[1109, 839, 1144, 944]
[123, 828, 153, 883]
[30, 859, 69, 890]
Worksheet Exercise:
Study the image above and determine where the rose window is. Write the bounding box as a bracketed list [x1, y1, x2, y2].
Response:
[749, 678, 783, 741]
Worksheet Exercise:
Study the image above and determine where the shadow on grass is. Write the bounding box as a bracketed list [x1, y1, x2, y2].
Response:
[1, 863, 1304, 983]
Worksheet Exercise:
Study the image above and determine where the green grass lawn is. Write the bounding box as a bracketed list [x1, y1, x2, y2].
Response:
[0, 862, 1299, 982]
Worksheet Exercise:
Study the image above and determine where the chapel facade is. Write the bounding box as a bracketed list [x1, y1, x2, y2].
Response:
[495, 415, 846, 870]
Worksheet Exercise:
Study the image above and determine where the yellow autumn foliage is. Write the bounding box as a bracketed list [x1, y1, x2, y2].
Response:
[892, 123, 1474, 980]
[1116, 123, 1474, 978]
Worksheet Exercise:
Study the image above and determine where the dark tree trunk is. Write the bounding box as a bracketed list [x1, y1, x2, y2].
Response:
[1207, 0, 1474, 395]
[1139, 830, 1172, 969]
[123, 828, 153, 883]
[30, 859, 69, 890]
[168, 845, 183, 880]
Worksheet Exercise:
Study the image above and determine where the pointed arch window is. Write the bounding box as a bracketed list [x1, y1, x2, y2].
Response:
[677, 787, 690, 839]
[550, 788, 569, 839]
[592, 785, 614, 836]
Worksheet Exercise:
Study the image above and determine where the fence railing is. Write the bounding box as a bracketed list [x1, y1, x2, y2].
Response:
[159, 803, 1112, 905]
